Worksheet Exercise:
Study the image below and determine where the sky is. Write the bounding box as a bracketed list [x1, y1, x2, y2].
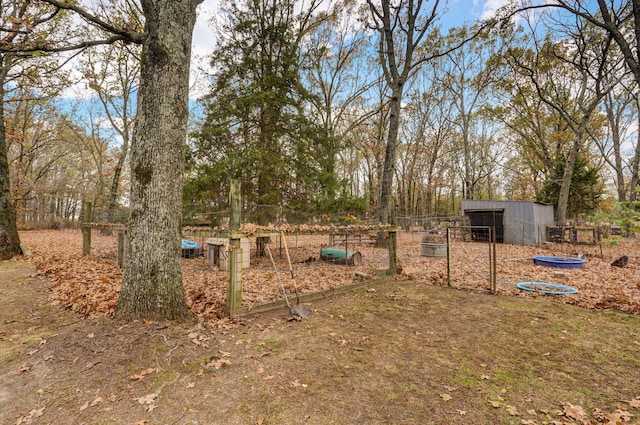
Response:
[60, 0, 513, 123]
[190, 0, 510, 58]
[187, 0, 510, 97]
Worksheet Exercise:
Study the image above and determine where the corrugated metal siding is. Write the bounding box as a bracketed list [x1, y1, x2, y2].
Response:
[461, 200, 554, 245]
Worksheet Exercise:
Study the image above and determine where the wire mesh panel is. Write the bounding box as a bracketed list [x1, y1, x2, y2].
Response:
[446, 226, 496, 293]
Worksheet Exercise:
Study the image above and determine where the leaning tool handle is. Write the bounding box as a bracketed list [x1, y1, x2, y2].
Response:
[281, 231, 295, 279]
[265, 243, 293, 316]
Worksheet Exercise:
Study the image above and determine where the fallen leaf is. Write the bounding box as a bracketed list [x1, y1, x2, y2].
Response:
[625, 397, 640, 408]
[457, 410, 466, 415]
[610, 409, 634, 421]
[136, 393, 158, 405]
[562, 403, 586, 421]
[440, 393, 453, 401]
[186, 382, 195, 388]
[207, 358, 231, 369]
[80, 401, 89, 411]
[90, 396, 103, 407]
[506, 405, 520, 416]
[490, 400, 502, 408]
[29, 407, 44, 418]
[130, 368, 156, 381]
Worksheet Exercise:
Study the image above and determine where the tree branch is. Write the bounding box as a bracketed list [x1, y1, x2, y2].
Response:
[39, 0, 144, 44]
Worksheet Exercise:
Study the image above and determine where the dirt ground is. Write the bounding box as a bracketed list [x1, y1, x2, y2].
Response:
[1, 253, 640, 424]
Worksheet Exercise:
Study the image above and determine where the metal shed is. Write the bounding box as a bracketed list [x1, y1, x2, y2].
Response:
[461, 200, 554, 245]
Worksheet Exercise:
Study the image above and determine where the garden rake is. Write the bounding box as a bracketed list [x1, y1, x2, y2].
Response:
[265, 243, 297, 319]
[281, 231, 310, 318]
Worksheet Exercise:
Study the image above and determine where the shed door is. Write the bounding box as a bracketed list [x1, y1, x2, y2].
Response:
[465, 209, 504, 243]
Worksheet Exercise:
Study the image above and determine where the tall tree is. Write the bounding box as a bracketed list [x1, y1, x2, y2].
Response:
[115, 0, 199, 321]
[438, 24, 507, 200]
[526, 1, 640, 88]
[193, 0, 324, 222]
[505, 14, 622, 224]
[2, 0, 202, 320]
[598, 81, 638, 202]
[303, 0, 375, 202]
[0, 0, 72, 259]
[395, 61, 455, 216]
[6, 94, 84, 226]
[79, 27, 140, 222]
[364, 0, 441, 223]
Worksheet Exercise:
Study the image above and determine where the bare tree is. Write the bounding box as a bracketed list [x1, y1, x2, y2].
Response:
[364, 0, 442, 224]
[505, 12, 623, 223]
[598, 81, 638, 201]
[78, 26, 140, 222]
[0, 0, 74, 259]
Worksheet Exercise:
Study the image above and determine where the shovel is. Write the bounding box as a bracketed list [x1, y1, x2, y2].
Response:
[281, 231, 310, 318]
[265, 243, 295, 319]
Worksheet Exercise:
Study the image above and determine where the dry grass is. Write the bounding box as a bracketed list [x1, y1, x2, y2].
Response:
[1, 259, 639, 425]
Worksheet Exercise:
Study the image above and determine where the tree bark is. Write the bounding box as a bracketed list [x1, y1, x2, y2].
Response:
[603, 93, 627, 201]
[115, 0, 199, 321]
[378, 89, 402, 224]
[556, 137, 580, 225]
[630, 122, 640, 202]
[0, 78, 22, 260]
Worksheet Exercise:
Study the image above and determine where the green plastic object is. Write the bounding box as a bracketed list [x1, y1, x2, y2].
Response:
[321, 248, 354, 259]
[320, 248, 363, 266]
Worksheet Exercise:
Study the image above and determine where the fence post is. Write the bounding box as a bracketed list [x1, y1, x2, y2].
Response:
[226, 179, 243, 317]
[446, 227, 451, 286]
[82, 202, 92, 256]
[387, 200, 397, 275]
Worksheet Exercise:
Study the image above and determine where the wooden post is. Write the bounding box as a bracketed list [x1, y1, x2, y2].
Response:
[226, 179, 243, 317]
[227, 234, 242, 317]
[229, 179, 241, 231]
[446, 227, 451, 286]
[82, 201, 92, 256]
[492, 227, 497, 294]
[387, 200, 397, 275]
[117, 230, 126, 269]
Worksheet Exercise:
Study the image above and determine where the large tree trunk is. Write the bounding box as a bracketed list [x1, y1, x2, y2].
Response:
[115, 0, 198, 321]
[378, 89, 402, 224]
[630, 125, 640, 202]
[556, 137, 580, 225]
[0, 82, 22, 260]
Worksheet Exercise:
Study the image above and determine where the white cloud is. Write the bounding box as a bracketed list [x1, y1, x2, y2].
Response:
[193, 0, 219, 58]
[478, 0, 510, 20]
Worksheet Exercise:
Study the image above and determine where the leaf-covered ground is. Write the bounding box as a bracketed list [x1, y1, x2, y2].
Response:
[18, 229, 640, 322]
[1, 258, 639, 425]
